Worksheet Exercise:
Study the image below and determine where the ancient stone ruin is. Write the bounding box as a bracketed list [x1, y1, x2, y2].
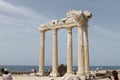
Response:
[38, 10, 92, 79]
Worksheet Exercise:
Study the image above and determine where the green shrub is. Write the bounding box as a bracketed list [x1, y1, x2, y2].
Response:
[0, 67, 5, 73]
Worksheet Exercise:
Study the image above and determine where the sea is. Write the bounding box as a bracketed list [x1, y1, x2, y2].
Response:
[0, 65, 120, 72]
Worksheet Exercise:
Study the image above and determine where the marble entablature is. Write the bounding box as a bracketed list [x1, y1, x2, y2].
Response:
[39, 10, 92, 31]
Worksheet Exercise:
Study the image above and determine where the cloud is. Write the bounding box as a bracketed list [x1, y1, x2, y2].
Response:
[0, 0, 50, 65]
[89, 25, 120, 66]
[0, 0, 49, 30]
[91, 25, 120, 39]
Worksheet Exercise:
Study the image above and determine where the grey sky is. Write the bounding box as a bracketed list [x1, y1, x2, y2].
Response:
[0, 0, 120, 66]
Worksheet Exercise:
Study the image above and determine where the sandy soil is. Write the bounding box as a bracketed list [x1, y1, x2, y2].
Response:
[1, 70, 119, 80]
[0, 75, 109, 80]
[0, 75, 62, 80]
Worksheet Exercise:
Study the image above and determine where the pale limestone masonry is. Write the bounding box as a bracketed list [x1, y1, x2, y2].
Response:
[38, 10, 92, 80]
[67, 28, 73, 75]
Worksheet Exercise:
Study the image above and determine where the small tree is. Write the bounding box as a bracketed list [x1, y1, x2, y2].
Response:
[0, 67, 5, 73]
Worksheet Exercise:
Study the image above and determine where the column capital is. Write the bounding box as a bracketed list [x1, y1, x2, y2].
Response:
[77, 21, 88, 28]
[67, 27, 72, 33]
[40, 30, 45, 34]
[53, 28, 58, 32]
[52, 29, 58, 39]
[83, 25, 88, 29]
[83, 26, 88, 32]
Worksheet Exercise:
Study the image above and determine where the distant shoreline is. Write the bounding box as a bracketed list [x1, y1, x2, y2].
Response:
[0, 65, 120, 72]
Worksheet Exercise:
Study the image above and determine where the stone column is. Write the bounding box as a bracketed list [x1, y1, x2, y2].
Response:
[83, 26, 90, 76]
[66, 28, 73, 75]
[77, 26, 85, 77]
[39, 31, 45, 76]
[50, 29, 59, 77]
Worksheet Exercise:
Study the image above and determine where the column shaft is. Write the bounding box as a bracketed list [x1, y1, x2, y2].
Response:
[83, 27, 90, 75]
[50, 29, 59, 77]
[67, 28, 73, 74]
[77, 26, 85, 76]
[39, 31, 45, 76]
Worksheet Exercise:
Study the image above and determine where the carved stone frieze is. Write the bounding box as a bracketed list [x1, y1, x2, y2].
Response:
[39, 10, 92, 32]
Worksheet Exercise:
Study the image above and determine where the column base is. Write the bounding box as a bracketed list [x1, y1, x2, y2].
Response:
[50, 72, 59, 77]
[62, 73, 73, 80]
[36, 71, 44, 76]
[62, 75, 81, 80]
[85, 71, 90, 79]
[85, 71, 90, 74]
[79, 75, 86, 80]
[77, 71, 84, 76]
[77, 72, 86, 80]
[64, 72, 73, 77]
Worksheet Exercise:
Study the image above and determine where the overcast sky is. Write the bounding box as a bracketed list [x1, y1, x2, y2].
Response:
[0, 0, 120, 66]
